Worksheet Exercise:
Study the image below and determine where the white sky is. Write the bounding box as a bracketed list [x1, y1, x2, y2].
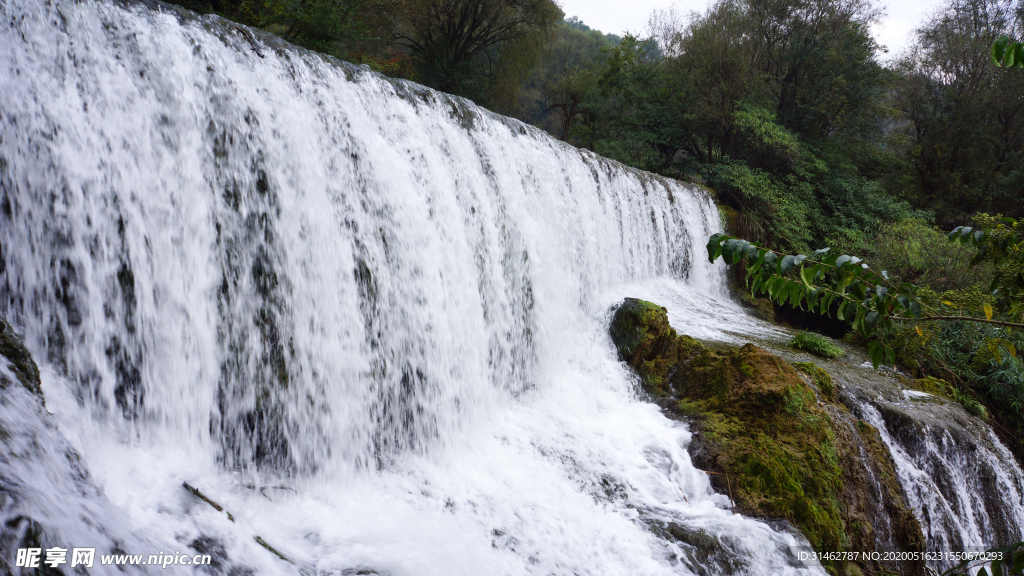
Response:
[557, 0, 949, 58]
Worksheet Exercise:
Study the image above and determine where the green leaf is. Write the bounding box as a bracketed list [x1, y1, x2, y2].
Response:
[793, 254, 807, 267]
[864, 310, 880, 332]
[789, 283, 804, 308]
[812, 247, 831, 258]
[707, 234, 726, 263]
[722, 238, 740, 263]
[910, 301, 922, 319]
[779, 255, 796, 275]
[994, 35, 1010, 65]
[836, 255, 852, 268]
[745, 244, 760, 261]
[800, 266, 815, 289]
[868, 341, 885, 368]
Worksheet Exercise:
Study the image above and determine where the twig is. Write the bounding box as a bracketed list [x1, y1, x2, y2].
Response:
[254, 536, 292, 564]
[915, 315, 1024, 329]
[182, 482, 234, 522]
[703, 471, 735, 508]
[182, 482, 302, 569]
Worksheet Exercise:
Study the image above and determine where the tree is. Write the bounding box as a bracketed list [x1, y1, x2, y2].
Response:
[391, 0, 562, 107]
[539, 25, 601, 140]
[175, 0, 397, 59]
[888, 0, 1024, 227]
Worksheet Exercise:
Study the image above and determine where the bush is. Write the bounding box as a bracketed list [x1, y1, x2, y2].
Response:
[791, 332, 844, 359]
[837, 218, 992, 292]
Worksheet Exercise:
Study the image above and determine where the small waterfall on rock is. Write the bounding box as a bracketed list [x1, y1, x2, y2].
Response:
[1, 0, 1023, 574]
[842, 373, 1024, 558]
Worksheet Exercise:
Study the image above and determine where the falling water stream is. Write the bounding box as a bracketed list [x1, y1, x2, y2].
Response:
[0, 1, 1021, 574]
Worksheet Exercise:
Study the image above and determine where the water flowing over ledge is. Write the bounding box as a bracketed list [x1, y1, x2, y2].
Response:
[1, 0, 1022, 574]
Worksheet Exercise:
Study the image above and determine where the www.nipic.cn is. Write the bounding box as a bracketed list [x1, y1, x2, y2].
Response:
[15, 548, 213, 569]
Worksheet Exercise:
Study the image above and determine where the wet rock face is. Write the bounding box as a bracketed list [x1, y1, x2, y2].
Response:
[610, 299, 926, 576]
[0, 317, 41, 396]
[832, 418, 926, 575]
[0, 320, 68, 573]
[0, 317, 135, 574]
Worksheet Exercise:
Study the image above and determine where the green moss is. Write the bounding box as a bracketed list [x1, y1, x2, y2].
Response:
[794, 362, 835, 400]
[609, 298, 927, 576]
[790, 331, 844, 359]
[674, 343, 846, 561]
[609, 298, 681, 396]
[912, 375, 955, 400]
[910, 376, 988, 419]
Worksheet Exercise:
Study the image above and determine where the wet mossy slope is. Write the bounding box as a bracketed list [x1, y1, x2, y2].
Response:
[609, 298, 926, 576]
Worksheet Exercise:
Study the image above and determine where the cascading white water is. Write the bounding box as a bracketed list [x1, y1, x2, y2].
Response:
[853, 390, 1024, 558]
[0, 0, 825, 574]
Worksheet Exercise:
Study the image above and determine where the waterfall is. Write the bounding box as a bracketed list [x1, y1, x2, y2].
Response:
[0, 0, 822, 574]
[849, 384, 1024, 559]
[2, 0, 1023, 573]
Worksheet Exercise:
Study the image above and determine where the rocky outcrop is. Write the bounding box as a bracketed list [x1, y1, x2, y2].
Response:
[0, 318, 126, 576]
[610, 298, 926, 576]
[0, 317, 41, 397]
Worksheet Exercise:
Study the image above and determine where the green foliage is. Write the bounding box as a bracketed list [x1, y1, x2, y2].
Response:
[950, 214, 1024, 312]
[515, 20, 618, 138]
[791, 332, 844, 359]
[993, 35, 1024, 69]
[838, 218, 992, 292]
[889, 3, 1024, 226]
[175, 0, 394, 58]
[708, 232, 920, 367]
[706, 230, 1024, 369]
[392, 0, 563, 108]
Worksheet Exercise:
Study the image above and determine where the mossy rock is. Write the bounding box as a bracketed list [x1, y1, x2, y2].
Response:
[608, 299, 926, 576]
[794, 362, 835, 400]
[675, 344, 846, 557]
[609, 298, 695, 396]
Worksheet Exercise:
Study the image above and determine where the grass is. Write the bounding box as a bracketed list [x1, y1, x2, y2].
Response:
[791, 331, 844, 359]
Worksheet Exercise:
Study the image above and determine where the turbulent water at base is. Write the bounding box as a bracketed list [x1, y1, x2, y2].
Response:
[1, 1, 1022, 574]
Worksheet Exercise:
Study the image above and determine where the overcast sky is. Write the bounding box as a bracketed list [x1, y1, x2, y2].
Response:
[557, 0, 949, 58]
